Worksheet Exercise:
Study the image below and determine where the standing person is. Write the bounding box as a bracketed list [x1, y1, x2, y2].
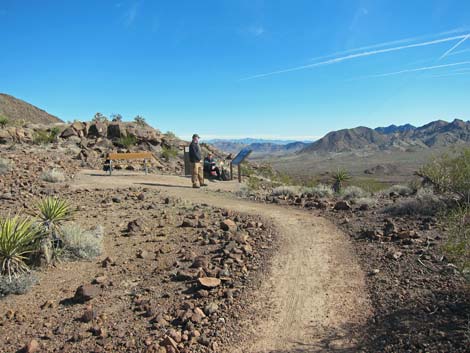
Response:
[189, 133, 206, 188]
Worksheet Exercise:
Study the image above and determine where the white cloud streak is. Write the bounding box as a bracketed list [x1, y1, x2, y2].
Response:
[365, 61, 470, 78]
[439, 35, 470, 60]
[241, 33, 470, 81]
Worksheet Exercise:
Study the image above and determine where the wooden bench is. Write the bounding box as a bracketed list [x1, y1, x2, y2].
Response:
[105, 152, 155, 175]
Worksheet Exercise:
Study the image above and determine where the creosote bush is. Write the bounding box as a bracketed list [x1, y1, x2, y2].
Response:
[0, 115, 9, 128]
[418, 148, 470, 202]
[161, 146, 178, 160]
[33, 129, 57, 144]
[117, 134, 137, 148]
[60, 223, 103, 260]
[442, 206, 470, 279]
[41, 169, 65, 183]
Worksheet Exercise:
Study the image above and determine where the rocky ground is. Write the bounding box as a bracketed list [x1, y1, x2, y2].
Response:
[0, 148, 277, 353]
[247, 188, 470, 352]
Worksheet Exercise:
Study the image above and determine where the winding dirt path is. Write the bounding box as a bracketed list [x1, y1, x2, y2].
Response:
[74, 170, 371, 352]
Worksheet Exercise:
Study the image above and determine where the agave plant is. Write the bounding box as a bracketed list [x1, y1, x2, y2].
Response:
[331, 169, 351, 193]
[0, 216, 44, 279]
[36, 197, 73, 264]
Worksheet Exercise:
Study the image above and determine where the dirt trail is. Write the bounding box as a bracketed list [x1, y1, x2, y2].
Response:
[74, 170, 372, 352]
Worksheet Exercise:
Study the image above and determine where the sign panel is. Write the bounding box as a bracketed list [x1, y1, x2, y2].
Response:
[231, 148, 252, 165]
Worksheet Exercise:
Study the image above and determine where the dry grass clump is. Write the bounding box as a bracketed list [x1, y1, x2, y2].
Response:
[353, 197, 377, 208]
[0, 158, 13, 175]
[60, 223, 103, 260]
[341, 185, 369, 200]
[271, 185, 299, 197]
[0, 272, 37, 297]
[40, 169, 65, 183]
[301, 184, 334, 198]
[383, 188, 445, 216]
[385, 184, 414, 197]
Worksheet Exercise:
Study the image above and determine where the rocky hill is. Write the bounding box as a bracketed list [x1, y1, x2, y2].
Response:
[0, 93, 62, 124]
[209, 139, 309, 157]
[300, 119, 470, 154]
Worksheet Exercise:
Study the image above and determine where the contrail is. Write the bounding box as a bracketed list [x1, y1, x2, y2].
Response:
[366, 61, 470, 78]
[428, 71, 470, 78]
[241, 33, 470, 81]
[439, 35, 470, 60]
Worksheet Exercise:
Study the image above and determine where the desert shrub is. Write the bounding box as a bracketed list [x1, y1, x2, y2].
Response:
[0, 158, 13, 175]
[301, 184, 334, 198]
[60, 223, 103, 260]
[341, 185, 368, 200]
[354, 197, 377, 208]
[442, 206, 470, 280]
[0, 115, 9, 128]
[165, 131, 177, 139]
[418, 148, 470, 203]
[117, 134, 137, 148]
[33, 129, 55, 144]
[111, 113, 123, 122]
[384, 188, 445, 216]
[161, 146, 178, 160]
[0, 272, 37, 297]
[0, 216, 44, 279]
[247, 176, 262, 191]
[236, 185, 252, 198]
[134, 115, 146, 126]
[271, 185, 299, 197]
[386, 184, 414, 197]
[40, 169, 65, 183]
[331, 169, 351, 193]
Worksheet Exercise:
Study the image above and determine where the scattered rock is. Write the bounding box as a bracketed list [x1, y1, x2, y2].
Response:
[74, 284, 101, 303]
[198, 277, 221, 289]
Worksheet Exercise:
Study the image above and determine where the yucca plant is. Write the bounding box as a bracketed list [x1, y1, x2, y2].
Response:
[36, 197, 73, 264]
[331, 169, 351, 193]
[0, 216, 44, 279]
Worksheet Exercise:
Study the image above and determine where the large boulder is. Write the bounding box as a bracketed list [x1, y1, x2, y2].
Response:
[87, 122, 107, 138]
[61, 127, 78, 138]
[107, 123, 127, 139]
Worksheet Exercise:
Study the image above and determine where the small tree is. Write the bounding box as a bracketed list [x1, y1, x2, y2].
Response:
[134, 115, 146, 126]
[0, 115, 9, 128]
[331, 169, 351, 193]
[111, 113, 123, 122]
[93, 112, 108, 123]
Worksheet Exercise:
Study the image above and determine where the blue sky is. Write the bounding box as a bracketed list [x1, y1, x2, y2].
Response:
[1, 0, 470, 141]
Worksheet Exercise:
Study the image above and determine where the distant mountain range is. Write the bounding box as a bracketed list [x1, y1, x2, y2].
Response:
[300, 119, 470, 154]
[0, 93, 62, 124]
[207, 138, 312, 156]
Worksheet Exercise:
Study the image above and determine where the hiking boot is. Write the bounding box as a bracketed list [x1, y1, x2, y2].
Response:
[192, 185, 200, 189]
[201, 183, 208, 187]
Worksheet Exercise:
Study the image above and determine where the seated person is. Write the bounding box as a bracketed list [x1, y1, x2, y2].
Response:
[204, 153, 221, 179]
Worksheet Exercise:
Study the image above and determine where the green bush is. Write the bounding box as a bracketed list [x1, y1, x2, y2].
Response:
[442, 206, 470, 279]
[60, 223, 103, 260]
[92, 112, 108, 123]
[418, 148, 470, 203]
[161, 146, 178, 160]
[0, 115, 9, 128]
[165, 131, 177, 139]
[117, 134, 137, 148]
[33, 129, 57, 144]
[0, 216, 44, 279]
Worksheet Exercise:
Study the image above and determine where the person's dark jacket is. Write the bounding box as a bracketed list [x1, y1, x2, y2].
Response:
[189, 141, 201, 163]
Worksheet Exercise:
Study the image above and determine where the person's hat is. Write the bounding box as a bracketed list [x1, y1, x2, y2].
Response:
[192, 133, 200, 139]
